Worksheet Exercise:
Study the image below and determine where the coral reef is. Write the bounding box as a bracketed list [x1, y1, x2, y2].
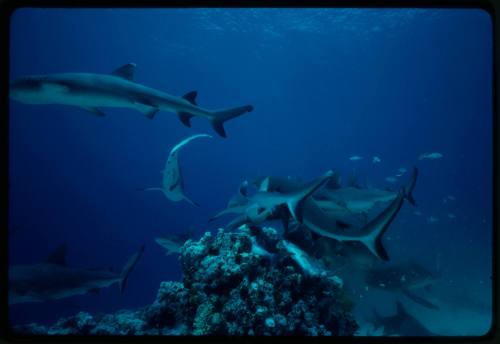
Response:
[14, 227, 358, 336]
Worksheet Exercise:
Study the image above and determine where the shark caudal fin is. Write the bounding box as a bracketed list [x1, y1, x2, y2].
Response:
[286, 170, 333, 223]
[403, 166, 418, 206]
[119, 245, 145, 294]
[210, 105, 254, 138]
[359, 189, 405, 261]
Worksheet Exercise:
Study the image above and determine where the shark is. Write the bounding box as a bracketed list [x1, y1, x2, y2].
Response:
[281, 240, 342, 280]
[313, 237, 381, 272]
[369, 301, 436, 336]
[300, 188, 406, 261]
[9, 63, 254, 138]
[212, 171, 334, 231]
[155, 228, 194, 256]
[254, 167, 418, 215]
[9, 244, 144, 305]
[364, 261, 441, 309]
[210, 168, 416, 260]
[143, 134, 212, 206]
[208, 181, 250, 222]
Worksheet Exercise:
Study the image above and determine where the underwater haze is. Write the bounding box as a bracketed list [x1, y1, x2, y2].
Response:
[8, 8, 493, 336]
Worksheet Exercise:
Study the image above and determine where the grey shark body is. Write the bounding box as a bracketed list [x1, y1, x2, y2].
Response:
[155, 228, 194, 256]
[144, 134, 212, 206]
[365, 261, 440, 309]
[9, 244, 144, 305]
[214, 171, 334, 230]
[210, 168, 418, 260]
[370, 301, 436, 336]
[301, 188, 405, 261]
[9, 63, 253, 137]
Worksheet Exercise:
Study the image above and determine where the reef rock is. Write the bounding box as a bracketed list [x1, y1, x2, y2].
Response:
[14, 227, 358, 336]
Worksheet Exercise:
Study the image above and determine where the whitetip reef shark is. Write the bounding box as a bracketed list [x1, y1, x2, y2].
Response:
[142, 134, 212, 206]
[9, 244, 144, 304]
[9, 63, 254, 138]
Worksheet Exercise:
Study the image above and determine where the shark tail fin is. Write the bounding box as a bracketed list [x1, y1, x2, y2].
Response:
[286, 170, 333, 223]
[404, 166, 418, 206]
[210, 105, 254, 138]
[359, 188, 406, 261]
[119, 245, 145, 294]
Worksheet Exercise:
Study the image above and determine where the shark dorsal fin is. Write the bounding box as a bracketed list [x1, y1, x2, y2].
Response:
[182, 91, 198, 105]
[111, 63, 136, 81]
[239, 180, 249, 197]
[325, 170, 342, 189]
[45, 243, 68, 266]
[259, 177, 270, 192]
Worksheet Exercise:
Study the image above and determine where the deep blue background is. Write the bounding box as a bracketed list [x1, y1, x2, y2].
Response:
[8, 8, 493, 330]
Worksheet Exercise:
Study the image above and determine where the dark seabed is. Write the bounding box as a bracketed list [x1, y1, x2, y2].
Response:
[8, 8, 492, 336]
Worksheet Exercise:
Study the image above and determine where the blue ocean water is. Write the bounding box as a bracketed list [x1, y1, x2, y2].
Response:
[8, 8, 493, 335]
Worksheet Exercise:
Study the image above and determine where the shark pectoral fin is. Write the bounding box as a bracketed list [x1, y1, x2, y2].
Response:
[81, 106, 106, 117]
[211, 120, 227, 138]
[402, 289, 439, 310]
[143, 107, 159, 119]
[177, 112, 194, 127]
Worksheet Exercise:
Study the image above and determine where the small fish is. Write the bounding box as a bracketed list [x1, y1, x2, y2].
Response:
[385, 177, 397, 183]
[413, 211, 422, 216]
[395, 173, 403, 177]
[372, 156, 381, 163]
[442, 198, 448, 204]
[447, 195, 456, 201]
[427, 216, 439, 223]
[350, 156, 363, 161]
[447, 213, 456, 219]
[398, 168, 407, 174]
[418, 152, 443, 160]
